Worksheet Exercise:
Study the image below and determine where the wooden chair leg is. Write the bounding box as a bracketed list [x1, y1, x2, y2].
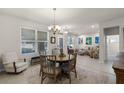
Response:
[59, 73, 62, 81]
[54, 76, 57, 84]
[41, 73, 44, 84]
[69, 73, 71, 84]
[75, 69, 77, 78]
[39, 69, 41, 76]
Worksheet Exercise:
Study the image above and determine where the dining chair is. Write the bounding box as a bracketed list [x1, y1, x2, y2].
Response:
[52, 48, 60, 55]
[39, 51, 46, 76]
[62, 53, 77, 84]
[39, 55, 61, 84]
[67, 48, 75, 54]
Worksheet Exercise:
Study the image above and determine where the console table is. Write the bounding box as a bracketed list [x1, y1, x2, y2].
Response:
[0, 63, 4, 72]
[31, 56, 40, 65]
[112, 52, 124, 84]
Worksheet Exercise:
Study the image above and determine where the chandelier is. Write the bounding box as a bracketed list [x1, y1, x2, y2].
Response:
[48, 8, 61, 35]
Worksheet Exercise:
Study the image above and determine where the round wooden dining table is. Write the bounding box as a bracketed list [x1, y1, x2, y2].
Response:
[48, 54, 74, 79]
[48, 54, 73, 63]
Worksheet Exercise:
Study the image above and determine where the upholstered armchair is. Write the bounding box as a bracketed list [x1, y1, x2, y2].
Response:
[2, 52, 29, 73]
[88, 47, 94, 58]
[93, 48, 99, 59]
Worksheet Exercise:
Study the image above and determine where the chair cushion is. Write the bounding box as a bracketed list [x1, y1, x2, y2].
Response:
[4, 62, 29, 73]
[16, 64, 28, 72]
[15, 62, 28, 68]
[4, 62, 28, 68]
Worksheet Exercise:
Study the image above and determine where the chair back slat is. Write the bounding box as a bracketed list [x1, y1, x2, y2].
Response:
[68, 53, 77, 83]
[69, 53, 77, 69]
[40, 55, 56, 75]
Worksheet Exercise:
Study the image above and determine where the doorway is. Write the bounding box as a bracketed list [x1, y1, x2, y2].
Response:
[104, 26, 119, 61]
[58, 38, 63, 49]
[106, 35, 119, 61]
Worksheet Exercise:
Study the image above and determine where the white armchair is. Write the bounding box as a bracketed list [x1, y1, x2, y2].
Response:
[2, 52, 29, 73]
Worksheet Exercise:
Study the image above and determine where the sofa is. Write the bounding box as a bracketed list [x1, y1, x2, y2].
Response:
[88, 46, 99, 58]
[78, 46, 99, 59]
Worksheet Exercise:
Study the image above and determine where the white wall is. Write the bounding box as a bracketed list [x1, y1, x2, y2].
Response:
[106, 35, 119, 59]
[48, 32, 66, 53]
[49, 32, 78, 54]
[0, 13, 78, 58]
[78, 33, 99, 49]
[99, 17, 124, 62]
[0, 14, 48, 63]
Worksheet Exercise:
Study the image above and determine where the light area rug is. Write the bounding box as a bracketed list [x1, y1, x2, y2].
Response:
[0, 64, 115, 84]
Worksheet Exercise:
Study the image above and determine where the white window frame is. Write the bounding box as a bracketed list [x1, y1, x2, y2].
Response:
[20, 26, 49, 55]
[37, 30, 49, 52]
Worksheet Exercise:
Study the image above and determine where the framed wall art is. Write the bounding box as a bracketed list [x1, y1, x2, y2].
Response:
[78, 37, 83, 44]
[86, 37, 92, 45]
[95, 36, 100, 44]
[51, 37, 56, 44]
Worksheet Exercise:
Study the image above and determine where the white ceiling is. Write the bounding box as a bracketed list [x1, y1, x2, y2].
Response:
[0, 8, 124, 35]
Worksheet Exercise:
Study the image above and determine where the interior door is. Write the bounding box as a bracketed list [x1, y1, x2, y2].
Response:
[59, 38, 63, 49]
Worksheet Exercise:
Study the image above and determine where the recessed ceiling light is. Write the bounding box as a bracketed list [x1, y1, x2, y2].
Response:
[91, 25, 95, 28]
[64, 31, 68, 34]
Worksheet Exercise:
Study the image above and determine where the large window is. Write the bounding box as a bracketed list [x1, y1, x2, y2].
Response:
[21, 28, 48, 54]
[21, 42, 35, 54]
[67, 33, 74, 48]
[37, 31, 48, 51]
